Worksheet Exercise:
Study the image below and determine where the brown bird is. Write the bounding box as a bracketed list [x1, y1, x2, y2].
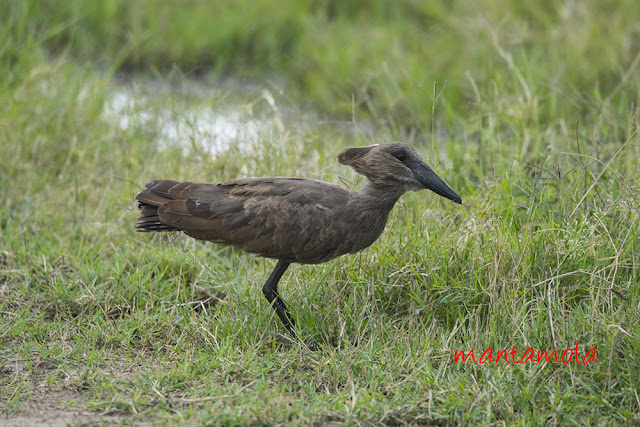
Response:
[135, 142, 461, 343]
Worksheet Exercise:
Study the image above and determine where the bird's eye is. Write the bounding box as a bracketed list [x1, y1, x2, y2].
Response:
[393, 152, 407, 162]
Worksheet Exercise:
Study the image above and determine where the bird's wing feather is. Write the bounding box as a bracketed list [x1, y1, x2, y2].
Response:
[139, 178, 355, 262]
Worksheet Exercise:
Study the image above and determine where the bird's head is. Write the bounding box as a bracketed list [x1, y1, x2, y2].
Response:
[337, 141, 462, 204]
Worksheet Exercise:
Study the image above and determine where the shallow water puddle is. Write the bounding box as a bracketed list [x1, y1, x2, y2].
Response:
[104, 82, 281, 156]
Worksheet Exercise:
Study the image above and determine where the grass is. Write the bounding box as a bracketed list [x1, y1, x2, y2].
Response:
[1, 1, 640, 425]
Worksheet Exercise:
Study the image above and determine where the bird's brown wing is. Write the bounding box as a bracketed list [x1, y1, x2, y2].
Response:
[136, 178, 355, 263]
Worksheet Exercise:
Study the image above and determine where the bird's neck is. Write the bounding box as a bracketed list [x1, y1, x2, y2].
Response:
[354, 180, 404, 211]
[339, 180, 404, 254]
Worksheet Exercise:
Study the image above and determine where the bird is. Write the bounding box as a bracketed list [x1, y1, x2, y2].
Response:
[135, 142, 461, 345]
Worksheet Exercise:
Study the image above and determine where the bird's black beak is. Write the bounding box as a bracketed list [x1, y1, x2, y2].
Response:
[413, 162, 462, 204]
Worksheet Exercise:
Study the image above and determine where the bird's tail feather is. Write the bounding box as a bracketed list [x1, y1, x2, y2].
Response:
[135, 180, 181, 232]
[135, 202, 178, 232]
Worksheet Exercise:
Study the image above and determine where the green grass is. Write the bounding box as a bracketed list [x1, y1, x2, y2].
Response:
[2, 1, 640, 425]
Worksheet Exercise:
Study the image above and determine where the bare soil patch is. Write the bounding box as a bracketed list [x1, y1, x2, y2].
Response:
[1, 359, 125, 427]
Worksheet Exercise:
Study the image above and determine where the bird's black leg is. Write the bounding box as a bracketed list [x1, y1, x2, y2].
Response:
[262, 259, 296, 334]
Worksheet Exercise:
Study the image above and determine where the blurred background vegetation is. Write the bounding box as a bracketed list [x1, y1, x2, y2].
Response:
[7, 0, 640, 131]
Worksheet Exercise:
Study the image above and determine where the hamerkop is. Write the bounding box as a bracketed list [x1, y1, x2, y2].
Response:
[135, 142, 461, 343]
